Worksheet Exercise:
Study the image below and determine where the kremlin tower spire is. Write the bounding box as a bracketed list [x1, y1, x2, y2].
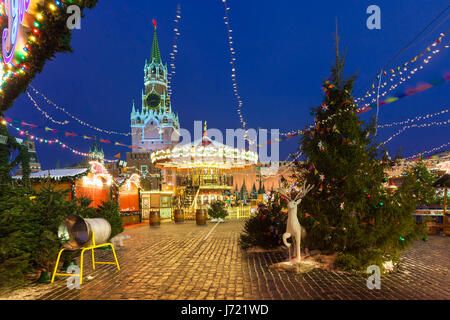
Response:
[151, 19, 162, 65]
[130, 19, 180, 153]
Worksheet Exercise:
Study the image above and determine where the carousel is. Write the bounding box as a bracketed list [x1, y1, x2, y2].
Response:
[151, 131, 258, 222]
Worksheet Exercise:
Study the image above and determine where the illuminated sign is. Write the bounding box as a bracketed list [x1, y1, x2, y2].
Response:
[2, 0, 31, 64]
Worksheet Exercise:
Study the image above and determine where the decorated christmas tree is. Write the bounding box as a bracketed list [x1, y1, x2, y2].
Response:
[296, 44, 423, 271]
[398, 158, 438, 206]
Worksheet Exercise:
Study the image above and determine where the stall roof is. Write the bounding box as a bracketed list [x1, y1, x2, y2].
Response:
[13, 168, 89, 180]
[432, 174, 450, 188]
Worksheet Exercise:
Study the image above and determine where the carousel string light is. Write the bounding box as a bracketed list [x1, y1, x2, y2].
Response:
[406, 141, 450, 160]
[167, 3, 181, 97]
[220, 0, 247, 131]
[380, 118, 450, 146]
[28, 86, 131, 136]
[26, 91, 69, 125]
[5, 122, 116, 163]
[355, 31, 449, 106]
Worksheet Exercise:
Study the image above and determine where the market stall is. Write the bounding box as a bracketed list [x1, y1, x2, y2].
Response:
[117, 173, 142, 225]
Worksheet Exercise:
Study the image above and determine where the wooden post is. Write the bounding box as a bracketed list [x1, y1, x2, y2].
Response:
[445, 187, 449, 236]
[444, 187, 448, 214]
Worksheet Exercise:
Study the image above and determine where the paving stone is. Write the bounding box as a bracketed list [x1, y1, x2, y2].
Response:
[32, 220, 450, 300]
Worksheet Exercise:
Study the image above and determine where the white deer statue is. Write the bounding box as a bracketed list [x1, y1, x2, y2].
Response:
[279, 181, 314, 263]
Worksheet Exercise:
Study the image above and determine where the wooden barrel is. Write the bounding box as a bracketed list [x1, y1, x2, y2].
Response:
[174, 209, 184, 223]
[149, 210, 160, 227]
[196, 209, 207, 226]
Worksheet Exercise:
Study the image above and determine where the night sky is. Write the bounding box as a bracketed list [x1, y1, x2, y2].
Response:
[5, 0, 450, 170]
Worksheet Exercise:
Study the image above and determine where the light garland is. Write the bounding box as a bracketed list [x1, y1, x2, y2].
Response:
[167, 3, 181, 97]
[281, 104, 356, 137]
[377, 108, 448, 128]
[0, 1, 67, 91]
[26, 91, 69, 125]
[357, 74, 450, 114]
[358, 41, 449, 109]
[406, 141, 450, 160]
[282, 107, 450, 140]
[151, 144, 258, 166]
[3, 122, 117, 163]
[380, 118, 450, 146]
[28, 86, 131, 136]
[0, 114, 178, 153]
[220, 0, 247, 131]
[355, 32, 449, 106]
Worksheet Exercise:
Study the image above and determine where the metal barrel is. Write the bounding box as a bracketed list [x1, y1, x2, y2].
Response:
[58, 214, 111, 250]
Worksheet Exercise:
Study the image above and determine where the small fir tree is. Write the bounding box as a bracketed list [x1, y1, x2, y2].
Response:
[208, 200, 229, 220]
[239, 192, 287, 250]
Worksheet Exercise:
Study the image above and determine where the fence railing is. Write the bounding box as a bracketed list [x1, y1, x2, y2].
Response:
[226, 206, 253, 220]
[178, 205, 253, 221]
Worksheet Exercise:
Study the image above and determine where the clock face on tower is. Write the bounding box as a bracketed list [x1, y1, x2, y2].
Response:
[146, 93, 161, 109]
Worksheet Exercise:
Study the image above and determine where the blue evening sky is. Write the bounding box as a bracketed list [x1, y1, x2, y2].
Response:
[5, 0, 450, 169]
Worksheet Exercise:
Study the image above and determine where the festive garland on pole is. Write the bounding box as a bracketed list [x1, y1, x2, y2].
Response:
[0, 0, 100, 113]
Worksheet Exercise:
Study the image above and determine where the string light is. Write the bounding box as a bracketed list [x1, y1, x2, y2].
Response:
[357, 42, 449, 110]
[167, 4, 181, 97]
[6, 123, 116, 163]
[380, 118, 450, 146]
[406, 141, 450, 160]
[220, 0, 247, 131]
[355, 32, 449, 106]
[377, 108, 448, 128]
[0, 1, 57, 84]
[28, 86, 131, 136]
[0, 115, 165, 153]
[281, 104, 356, 137]
[26, 91, 69, 125]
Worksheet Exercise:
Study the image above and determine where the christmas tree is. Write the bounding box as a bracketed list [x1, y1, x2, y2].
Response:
[398, 158, 438, 206]
[239, 192, 287, 250]
[296, 44, 423, 271]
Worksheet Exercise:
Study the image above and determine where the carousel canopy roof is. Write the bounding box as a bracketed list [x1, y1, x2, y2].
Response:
[151, 135, 258, 170]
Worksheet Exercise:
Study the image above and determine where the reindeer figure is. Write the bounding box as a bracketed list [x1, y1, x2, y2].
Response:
[279, 181, 314, 263]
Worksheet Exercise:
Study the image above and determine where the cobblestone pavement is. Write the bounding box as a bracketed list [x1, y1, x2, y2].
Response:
[36, 220, 449, 300]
